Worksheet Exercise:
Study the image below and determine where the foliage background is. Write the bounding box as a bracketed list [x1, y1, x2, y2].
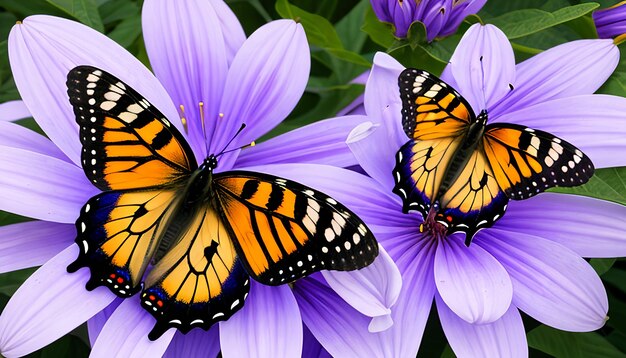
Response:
[0, 0, 626, 356]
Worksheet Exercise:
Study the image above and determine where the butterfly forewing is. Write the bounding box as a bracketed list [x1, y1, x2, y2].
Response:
[399, 68, 472, 140]
[67, 66, 197, 191]
[484, 124, 594, 199]
[214, 172, 379, 286]
[141, 205, 250, 340]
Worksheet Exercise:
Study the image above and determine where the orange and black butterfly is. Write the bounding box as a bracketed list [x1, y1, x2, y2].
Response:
[65, 66, 378, 340]
[393, 68, 594, 245]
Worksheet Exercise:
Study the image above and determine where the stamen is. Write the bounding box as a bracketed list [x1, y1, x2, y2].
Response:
[219, 112, 225, 119]
[15, 20, 22, 25]
[614, 33, 626, 46]
[199, 102, 206, 135]
[178, 105, 188, 134]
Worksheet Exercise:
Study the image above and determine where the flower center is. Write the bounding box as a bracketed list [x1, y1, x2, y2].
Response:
[177, 102, 225, 135]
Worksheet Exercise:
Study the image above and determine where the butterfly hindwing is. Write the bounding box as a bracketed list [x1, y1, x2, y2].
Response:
[392, 136, 463, 216]
[141, 205, 250, 340]
[213, 172, 378, 285]
[67, 66, 197, 191]
[399, 68, 473, 140]
[484, 123, 594, 200]
[68, 189, 179, 296]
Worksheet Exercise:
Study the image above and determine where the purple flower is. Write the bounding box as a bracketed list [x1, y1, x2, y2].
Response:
[594, 1, 626, 39]
[268, 24, 626, 356]
[0, 1, 399, 356]
[370, 0, 486, 40]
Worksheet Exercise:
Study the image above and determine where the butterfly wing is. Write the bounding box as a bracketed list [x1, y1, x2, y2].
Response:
[483, 123, 594, 200]
[436, 147, 509, 242]
[67, 189, 180, 296]
[394, 68, 475, 217]
[399, 68, 472, 140]
[67, 66, 197, 191]
[141, 205, 249, 340]
[66, 66, 197, 297]
[213, 172, 378, 285]
[393, 136, 463, 217]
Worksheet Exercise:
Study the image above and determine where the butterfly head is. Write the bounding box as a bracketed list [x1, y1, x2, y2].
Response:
[205, 154, 219, 171]
[477, 109, 488, 125]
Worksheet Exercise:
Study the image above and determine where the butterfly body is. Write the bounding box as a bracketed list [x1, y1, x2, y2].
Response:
[66, 66, 378, 340]
[393, 68, 594, 245]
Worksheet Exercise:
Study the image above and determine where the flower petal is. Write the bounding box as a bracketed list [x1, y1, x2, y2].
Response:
[293, 276, 387, 357]
[0, 221, 75, 273]
[235, 115, 369, 169]
[364, 52, 404, 120]
[87, 299, 121, 346]
[162, 326, 220, 358]
[477, 228, 608, 331]
[302, 324, 332, 358]
[206, 0, 246, 63]
[323, 245, 402, 332]
[490, 39, 618, 120]
[448, 24, 515, 112]
[0, 245, 116, 357]
[9, 15, 180, 165]
[498, 193, 626, 258]
[493, 95, 626, 168]
[220, 281, 302, 357]
[378, 239, 437, 357]
[0, 146, 96, 223]
[0, 121, 68, 161]
[434, 235, 513, 324]
[143, 0, 229, 160]
[346, 112, 405, 193]
[216, 20, 310, 153]
[0, 100, 30, 122]
[90, 297, 175, 357]
[437, 294, 528, 358]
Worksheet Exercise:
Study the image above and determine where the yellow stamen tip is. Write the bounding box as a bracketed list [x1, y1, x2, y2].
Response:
[250, 141, 256, 147]
[614, 33, 626, 45]
[219, 113, 225, 118]
[15, 20, 22, 25]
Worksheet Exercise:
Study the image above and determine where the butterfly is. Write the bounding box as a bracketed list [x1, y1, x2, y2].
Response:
[392, 68, 594, 245]
[65, 66, 378, 340]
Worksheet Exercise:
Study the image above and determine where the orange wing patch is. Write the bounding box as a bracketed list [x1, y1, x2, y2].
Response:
[67, 66, 197, 191]
[214, 172, 378, 286]
[68, 189, 178, 296]
[399, 68, 472, 141]
[141, 204, 250, 340]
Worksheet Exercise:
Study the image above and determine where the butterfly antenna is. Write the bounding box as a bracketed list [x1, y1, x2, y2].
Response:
[215, 123, 247, 158]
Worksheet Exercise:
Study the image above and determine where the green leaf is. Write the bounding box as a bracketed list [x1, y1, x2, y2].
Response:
[0, 268, 36, 296]
[489, 3, 599, 39]
[275, 0, 342, 48]
[98, 0, 139, 25]
[361, 5, 395, 48]
[335, 0, 369, 53]
[31, 334, 90, 358]
[528, 325, 624, 357]
[45, 0, 104, 32]
[591, 258, 617, 276]
[107, 15, 141, 48]
[551, 167, 626, 206]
